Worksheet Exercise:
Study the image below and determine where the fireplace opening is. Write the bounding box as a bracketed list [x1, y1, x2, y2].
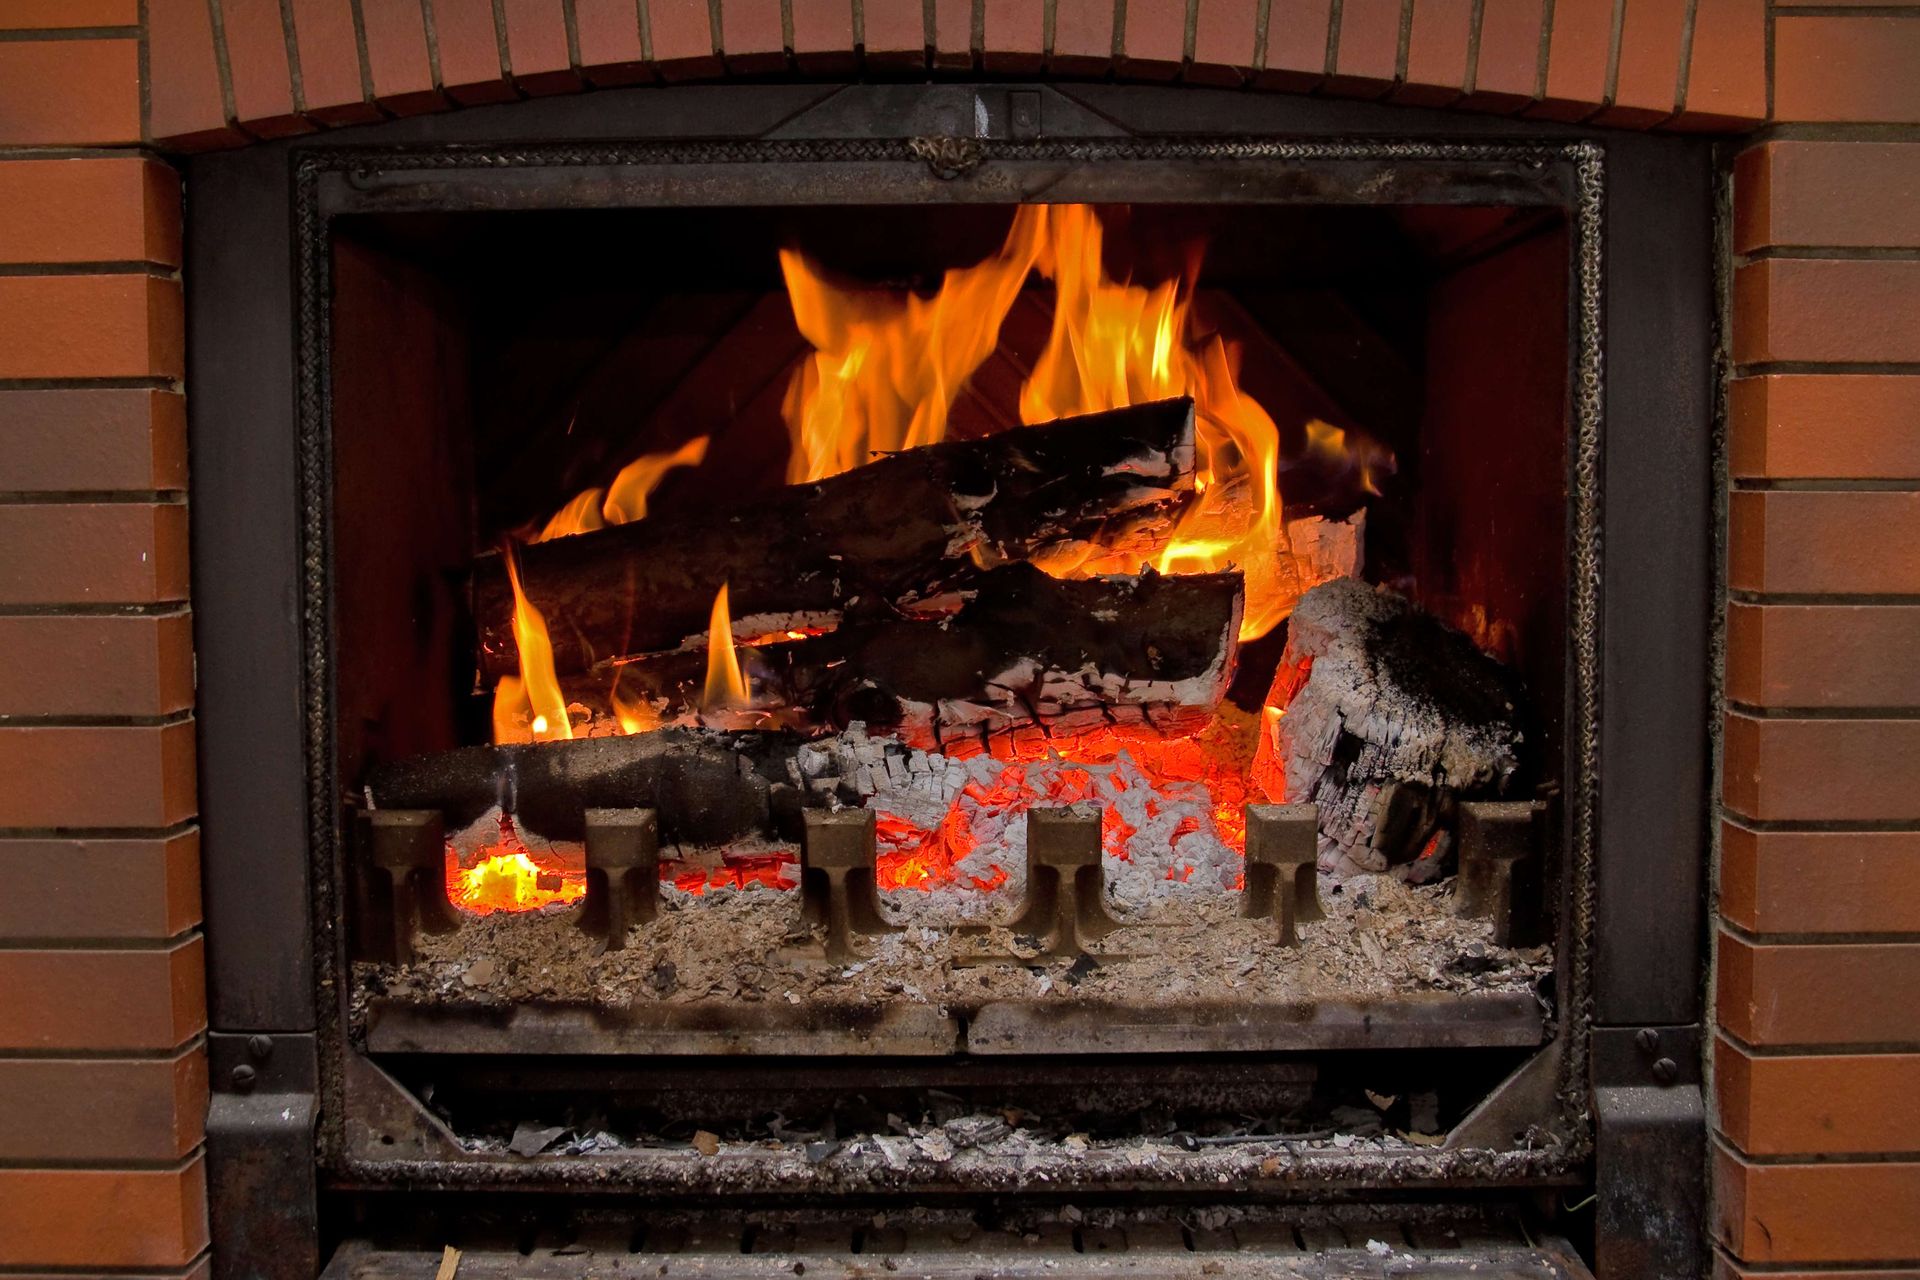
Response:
[324, 189, 1573, 1156]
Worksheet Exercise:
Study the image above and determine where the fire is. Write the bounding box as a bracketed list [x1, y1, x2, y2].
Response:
[781, 208, 1044, 482]
[447, 817, 585, 914]
[491, 545, 574, 744]
[701, 583, 749, 710]
[534, 435, 709, 542]
[780, 203, 1322, 641]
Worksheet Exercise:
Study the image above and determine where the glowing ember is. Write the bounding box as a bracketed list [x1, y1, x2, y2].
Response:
[864, 726, 1255, 895]
[663, 853, 798, 896]
[447, 818, 585, 914]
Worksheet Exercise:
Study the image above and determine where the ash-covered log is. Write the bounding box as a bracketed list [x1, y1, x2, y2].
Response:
[472, 398, 1199, 680]
[566, 563, 1244, 752]
[1251, 577, 1527, 879]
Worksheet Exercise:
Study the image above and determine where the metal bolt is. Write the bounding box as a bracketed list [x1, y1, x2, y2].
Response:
[1634, 1028, 1661, 1054]
[230, 1063, 257, 1092]
[1652, 1057, 1679, 1085]
[247, 1034, 273, 1059]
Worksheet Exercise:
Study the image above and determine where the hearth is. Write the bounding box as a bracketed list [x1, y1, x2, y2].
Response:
[186, 85, 1712, 1279]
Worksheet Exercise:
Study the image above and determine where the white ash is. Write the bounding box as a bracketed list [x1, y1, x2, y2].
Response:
[362, 866, 1551, 1014]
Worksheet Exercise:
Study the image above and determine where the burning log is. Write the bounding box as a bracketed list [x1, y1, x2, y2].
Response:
[473, 397, 1200, 680]
[1252, 578, 1527, 879]
[565, 563, 1244, 752]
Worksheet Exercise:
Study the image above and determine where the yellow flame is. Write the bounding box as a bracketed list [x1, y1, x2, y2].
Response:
[492, 547, 573, 743]
[1302, 418, 1394, 497]
[701, 583, 749, 710]
[536, 435, 711, 542]
[603, 434, 710, 524]
[781, 206, 1045, 482]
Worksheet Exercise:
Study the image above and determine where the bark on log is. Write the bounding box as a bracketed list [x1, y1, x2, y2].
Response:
[472, 398, 1198, 680]
[1250, 577, 1527, 880]
[563, 563, 1244, 752]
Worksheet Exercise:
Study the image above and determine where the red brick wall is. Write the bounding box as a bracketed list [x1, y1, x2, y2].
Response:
[1716, 13, 1920, 1274]
[0, 7, 208, 1278]
[8, 1, 1916, 1275]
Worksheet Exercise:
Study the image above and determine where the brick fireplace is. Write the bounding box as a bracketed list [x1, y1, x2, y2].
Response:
[1, 4, 1917, 1280]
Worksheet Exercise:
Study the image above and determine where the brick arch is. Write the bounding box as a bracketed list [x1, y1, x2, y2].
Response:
[148, 0, 1764, 150]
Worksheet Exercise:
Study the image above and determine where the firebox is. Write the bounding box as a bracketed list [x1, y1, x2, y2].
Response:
[187, 84, 1712, 1279]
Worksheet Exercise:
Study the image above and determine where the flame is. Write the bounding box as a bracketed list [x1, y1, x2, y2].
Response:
[1301, 419, 1395, 498]
[491, 546, 573, 743]
[781, 208, 1045, 482]
[780, 204, 1320, 640]
[536, 436, 710, 542]
[701, 583, 749, 710]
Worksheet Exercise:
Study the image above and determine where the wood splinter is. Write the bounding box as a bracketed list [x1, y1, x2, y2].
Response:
[1241, 802, 1323, 946]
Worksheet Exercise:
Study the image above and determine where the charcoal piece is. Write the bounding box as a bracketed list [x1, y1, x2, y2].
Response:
[471, 398, 1199, 679]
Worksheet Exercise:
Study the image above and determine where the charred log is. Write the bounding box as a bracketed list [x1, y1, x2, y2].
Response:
[366, 727, 812, 848]
[472, 398, 1199, 679]
[1251, 577, 1527, 879]
[566, 563, 1244, 751]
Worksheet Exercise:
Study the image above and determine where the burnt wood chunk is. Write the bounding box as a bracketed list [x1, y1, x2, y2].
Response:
[1253, 577, 1528, 879]
[1241, 802, 1322, 946]
[563, 563, 1244, 750]
[577, 808, 660, 951]
[471, 398, 1199, 679]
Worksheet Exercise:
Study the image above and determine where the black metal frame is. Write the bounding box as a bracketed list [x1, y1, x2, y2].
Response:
[186, 83, 1714, 1277]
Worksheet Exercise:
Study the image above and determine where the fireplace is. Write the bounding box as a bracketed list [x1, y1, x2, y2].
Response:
[186, 84, 1711, 1279]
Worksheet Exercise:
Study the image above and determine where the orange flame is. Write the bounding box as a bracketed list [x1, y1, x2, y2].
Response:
[536, 435, 710, 542]
[780, 204, 1306, 640]
[781, 208, 1045, 482]
[701, 583, 749, 710]
[491, 546, 574, 744]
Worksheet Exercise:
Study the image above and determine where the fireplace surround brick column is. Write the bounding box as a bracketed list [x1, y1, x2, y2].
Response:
[1716, 32, 1920, 1264]
[0, 9, 208, 1275]
[5, 1, 1918, 1275]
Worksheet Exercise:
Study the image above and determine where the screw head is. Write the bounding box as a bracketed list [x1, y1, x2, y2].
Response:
[1652, 1057, 1679, 1085]
[1635, 1028, 1661, 1054]
[230, 1063, 257, 1092]
[247, 1034, 273, 1059]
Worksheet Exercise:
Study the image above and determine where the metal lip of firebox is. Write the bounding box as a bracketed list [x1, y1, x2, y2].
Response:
[285, 130, 1608, 1192]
